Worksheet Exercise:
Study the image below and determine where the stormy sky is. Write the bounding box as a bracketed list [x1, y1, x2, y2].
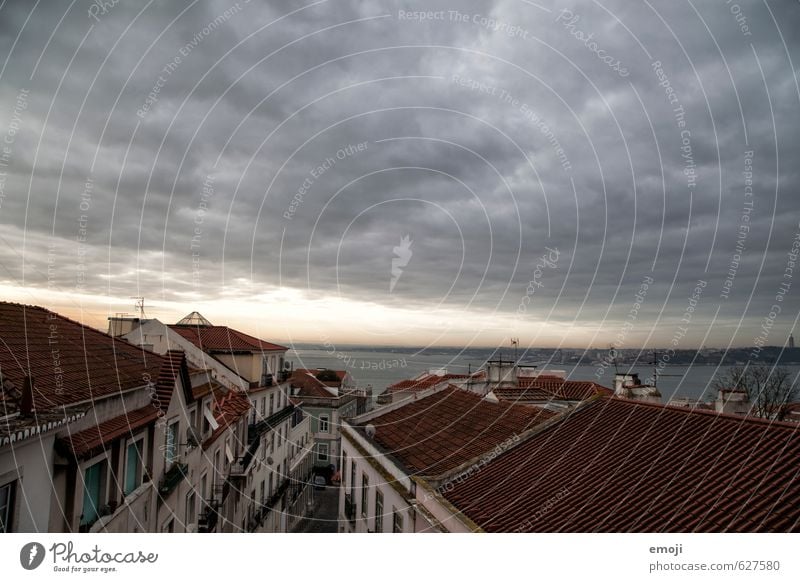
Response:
[0, 0, 798, 349]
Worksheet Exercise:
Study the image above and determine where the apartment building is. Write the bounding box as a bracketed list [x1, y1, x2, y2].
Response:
[121, 312, 306, 532]
[338, 384, 554, 532]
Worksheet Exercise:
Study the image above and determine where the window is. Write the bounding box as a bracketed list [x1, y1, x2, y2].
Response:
[0, 480, 15, 533]
[317, 443, 329, 463]
[185, 491, 195, 528]
[200, 474, 208, 503]
[202, 401, 211, 434]
[350, 460, 355, 500]
[260, 397, 266, 417]
[165, 420, 179, 468]
[251, 399, 257, 423]
[161, 518, 174, 533]
[361, 473, 369, 517]
[260, 480, 265, 505]
[319, 414, 329, 433]
[269, 394, 274, 416]
[268, 473, 273, 498]
[81, 461, 105, 527]
[124, 439, 143, 495]
[342, 452, 348, 487]
[375, 490, 383, 533]
[393, 508, 403, 533]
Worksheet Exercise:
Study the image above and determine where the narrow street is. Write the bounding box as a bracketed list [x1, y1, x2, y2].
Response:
[292, 485, 341, 533]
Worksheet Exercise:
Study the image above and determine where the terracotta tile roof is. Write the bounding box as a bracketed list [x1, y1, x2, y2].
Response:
[386, 373, 469, 394]
[357, 386, 556, 476]
[443, 397, 800, 532]
[290, 371, 337, 399]
[202, 389, 252, 449]
[507, 376, 612, 401]
[169, 324, 286, 353]
[0, 302, 165, 411]
[58, 405, 160, 459]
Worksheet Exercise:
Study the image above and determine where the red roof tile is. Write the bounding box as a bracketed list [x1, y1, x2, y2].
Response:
[202, 389, 252, 448]
[290, 371, 337, 399]
[386, 373, 469, 394]
[358, 387, 556, 475]
[59, 405, 160, 459]
[443, 397, 800, 532]
[0, 302, 165, 411]
[505, 376, 612, 401]
[169, 325, 286, 353]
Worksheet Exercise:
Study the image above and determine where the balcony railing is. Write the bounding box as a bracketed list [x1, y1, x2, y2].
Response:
[158, 462, 188, 497]
[198, 499, 220, 533]
[248, 404, 295, 438]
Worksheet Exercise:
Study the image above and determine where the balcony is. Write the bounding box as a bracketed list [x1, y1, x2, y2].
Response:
[344, 493, 356, 523]
[158, 462, 188, 497]
[198, 499, 220, 533]
[229, 436, 261, 479]
[248, 404, 295, 438]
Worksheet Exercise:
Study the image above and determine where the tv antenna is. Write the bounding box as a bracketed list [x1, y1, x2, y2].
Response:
[511, 338, 519, 364]
[649, 349, 682, 388]
[132, 297, 146, 319]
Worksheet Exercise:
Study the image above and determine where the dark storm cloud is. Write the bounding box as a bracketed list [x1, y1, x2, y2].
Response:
[1, 0, 799, 346]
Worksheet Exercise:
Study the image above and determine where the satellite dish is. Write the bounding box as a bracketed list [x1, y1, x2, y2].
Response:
[267, 456, 274, 465]
[365, 424, 376, 438]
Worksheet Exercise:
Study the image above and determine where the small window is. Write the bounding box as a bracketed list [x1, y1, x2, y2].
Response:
[319, 415, 329, 433]
[393, 507, 403, 533]
[269, 394, 274, 416]
[318, 443, 329, 462]
[260, 397, 266, 417]
[81, 460, 105, 527]
[124, 439, 143, 495]
[0, 480, 16, 533]
[185, 491, 195, 529]
[361, 473, 369, 517]
[375, 490, 383, 533]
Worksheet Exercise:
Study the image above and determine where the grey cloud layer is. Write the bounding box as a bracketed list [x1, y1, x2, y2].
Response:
[0, 0, 799, 345]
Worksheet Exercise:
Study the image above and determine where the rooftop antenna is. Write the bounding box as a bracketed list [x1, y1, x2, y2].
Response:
[132, 296, 146, 319]
[650, 348, 681, 388]
[609, 345, 619, 375]
[511, 338, 519, 364]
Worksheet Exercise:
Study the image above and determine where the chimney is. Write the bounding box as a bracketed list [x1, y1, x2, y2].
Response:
[20, 375, 35, 415]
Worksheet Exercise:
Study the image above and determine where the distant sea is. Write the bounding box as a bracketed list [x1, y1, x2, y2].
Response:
[287, 346, 800, 402]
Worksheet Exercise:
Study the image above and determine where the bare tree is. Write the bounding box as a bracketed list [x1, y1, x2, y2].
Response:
[713, 365, 798, 420]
